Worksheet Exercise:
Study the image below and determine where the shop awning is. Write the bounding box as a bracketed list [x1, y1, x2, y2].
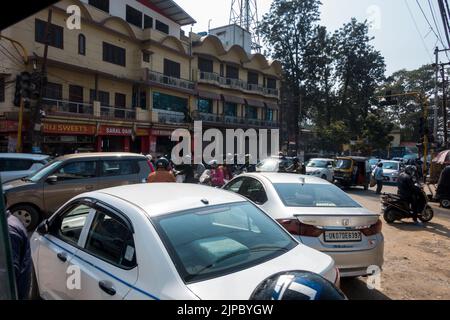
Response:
[245, 98, 265, 108]
[221, 94, 245, 105]
[264, 101, 280, 110]
[197, 90, 221, 100]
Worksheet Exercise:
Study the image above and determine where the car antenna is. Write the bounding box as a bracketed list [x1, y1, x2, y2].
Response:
[299, 177, 305, 186]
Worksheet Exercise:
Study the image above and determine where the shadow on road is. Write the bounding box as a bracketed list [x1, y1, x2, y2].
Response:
[340, 277, 391, 300]
[389, 221, 450, 239]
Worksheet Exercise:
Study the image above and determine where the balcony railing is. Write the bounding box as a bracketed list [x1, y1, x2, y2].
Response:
[148, 70, 195, 91]
[197, 71, 279, 97]
[154, 109, 188, 124]
[100, 106, 136, 120]
[42, 98, 93, 116]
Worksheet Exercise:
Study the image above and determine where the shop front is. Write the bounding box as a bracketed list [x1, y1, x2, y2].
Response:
[149, 128, 178, 157]
[0, 120, 21, 152]
[97, 125, 150, 154]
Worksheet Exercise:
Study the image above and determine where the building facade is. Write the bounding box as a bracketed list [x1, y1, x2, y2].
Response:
[0, 0, 282, 157]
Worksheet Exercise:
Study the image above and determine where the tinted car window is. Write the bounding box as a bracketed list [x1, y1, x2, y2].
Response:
[85, 210, 136, 269]
[56, 204, 91, 245]
[0, 159, 33, 171]
[101, 160, 138, 177]
[239, 178, 268, 204]
[224, 178, 244, 193]
[54, 161, 97, 180]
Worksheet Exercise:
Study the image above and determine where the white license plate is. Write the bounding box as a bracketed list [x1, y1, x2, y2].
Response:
[324, 231, 362, 242]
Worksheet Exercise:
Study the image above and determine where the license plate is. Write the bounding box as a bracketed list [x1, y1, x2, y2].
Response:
[324, 231, 362, 242]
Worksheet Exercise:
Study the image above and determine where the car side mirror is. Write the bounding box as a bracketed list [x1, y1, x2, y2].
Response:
[36, 220, 49, 235]
[46, 175, 58, 184]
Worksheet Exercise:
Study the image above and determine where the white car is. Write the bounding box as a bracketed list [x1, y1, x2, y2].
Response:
[305, 158, 335, 181]
[380, 160, 402, 183]
[30, 183, 338, 300]
[0, 153, 50, 183]
[223, 173, 384, 277]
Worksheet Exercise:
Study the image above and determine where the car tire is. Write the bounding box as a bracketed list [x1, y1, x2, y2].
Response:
[29, 264, 40, 300]
[440, 199, 450, 209]
[363, 183, 369, 190]
[383, 209, 397, 223]
[321, 174, 327, 180]
[10, 204, 40, 231]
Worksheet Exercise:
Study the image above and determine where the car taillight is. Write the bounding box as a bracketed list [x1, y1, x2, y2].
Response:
[360, 219, 382, 236]
[276, 219, 323, 237]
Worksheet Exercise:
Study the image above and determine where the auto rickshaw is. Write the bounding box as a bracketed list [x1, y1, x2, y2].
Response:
[333, 156, 371, 190]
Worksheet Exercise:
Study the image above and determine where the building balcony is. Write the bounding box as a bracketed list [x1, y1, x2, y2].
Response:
[42, 98, 94, 117]
[152, 109, 189, 125]
[199, 113, 279, 128]
[100, 105, 136, 121]
[197, 71, 279, 98]
[147, 70, 195, 92]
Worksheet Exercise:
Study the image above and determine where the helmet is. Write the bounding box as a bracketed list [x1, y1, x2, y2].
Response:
[183, 154, 192, 164]
[249, 271, 346, 300]
[404, 165, 416, 176]
[208, 159, 218, 168]
[226, 153, 234, 164]
[155, 157, 170, 170]
[146, 154, 152, 161]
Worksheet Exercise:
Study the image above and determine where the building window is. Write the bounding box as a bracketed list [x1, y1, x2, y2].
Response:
[78, 34, 86, 55]
[198, 57, 214, 73]
[143, 52, 150, 63]
[153, 92, 187, 113]
[144, 15, 153, 29]
[115, 93, 126, 108]
[220, 64, 224, 77]
[155, 20, 169, 34]
[88, 0, 109, 13]
[44, 82, 63, 100]
[0, 78, 4, 102]
[140, 90, 147, 109]
[164, 59, 180, 78]
[35, 19, 64, 49]
[98, 91, 110, 106]
[226, 65, 239, 79]
[246, 105, 258, 119]
[89, 89, 97, 103]
[248, 71, 259, 85]
[266, 109, 274, 121]
[224, 102, 237, 117]
[126, 5, 142, 28]
[69, 85, 83, 102]
[198, 98, 213, 114]
[267, 77, 277, 89]
[103, 42, 126, 67]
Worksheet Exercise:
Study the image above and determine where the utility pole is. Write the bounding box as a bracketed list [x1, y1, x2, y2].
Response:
[434, 47, 439, 140]
[441, 65, 448, 147]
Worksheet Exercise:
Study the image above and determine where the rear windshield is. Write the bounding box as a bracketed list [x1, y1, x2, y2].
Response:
[306, 160, 328, 168]
[152, 202, 296, 283]
[381, 161, 399, 170]
[273, 183, 361, 208]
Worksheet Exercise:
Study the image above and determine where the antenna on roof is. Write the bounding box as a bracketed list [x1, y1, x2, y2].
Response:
[229, 0, 261, 52]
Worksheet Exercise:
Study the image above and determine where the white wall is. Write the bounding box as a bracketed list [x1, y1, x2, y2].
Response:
[81, 0, 181, 38]
[209, 24, 252, 53]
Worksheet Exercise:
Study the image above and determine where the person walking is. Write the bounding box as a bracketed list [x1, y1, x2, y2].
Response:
[373, 162, 384, 194]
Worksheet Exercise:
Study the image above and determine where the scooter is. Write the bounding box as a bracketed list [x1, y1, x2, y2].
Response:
[381, 183, 434, 223]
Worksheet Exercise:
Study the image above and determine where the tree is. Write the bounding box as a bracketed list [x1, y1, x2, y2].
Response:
[316, 121, 351, 154]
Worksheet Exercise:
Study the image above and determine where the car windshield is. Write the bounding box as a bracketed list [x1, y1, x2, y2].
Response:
[306, 160, 328, 168]
[382, 162, 399, 170]
[335, 159, 352, 169]
[27, 160, 63, 182]
[369, 159, 379, 166]
[152, 202, 296, 283]
[273, 183, 361, 208]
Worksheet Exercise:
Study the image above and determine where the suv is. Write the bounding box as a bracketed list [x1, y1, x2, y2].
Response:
[3, 153, 152, 230]
[0, 153, 50, 184]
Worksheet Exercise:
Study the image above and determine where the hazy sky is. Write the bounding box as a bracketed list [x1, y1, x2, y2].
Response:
[175, 0, 449, 76]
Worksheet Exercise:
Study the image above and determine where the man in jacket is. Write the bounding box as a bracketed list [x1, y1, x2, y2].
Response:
[397, 165, 419, 222]
[147, 158, 176, 183]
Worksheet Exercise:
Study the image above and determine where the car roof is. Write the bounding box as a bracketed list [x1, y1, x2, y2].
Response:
[308, 158, 334, 161]
[0, 153, 50, 160]
[95, 183, 246, 217]
[382, 160, 401, 163]
[56, 152, 146, 160]
[241, 172, 330, 185]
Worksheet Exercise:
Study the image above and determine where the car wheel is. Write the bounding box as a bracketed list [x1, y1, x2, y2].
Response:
[321, 174, 327, 180]
[363, 183, 369, 190]
[440, 199, 450, 209]
[419, 205, 434, 222]
[383, 209, 397, 223]
[29, 264, 40, 300]
[11, 204, 40, 231]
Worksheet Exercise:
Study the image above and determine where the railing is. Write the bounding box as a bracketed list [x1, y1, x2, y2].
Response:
[42, 98, 93, 116]
[148, 70, 195, 91]
[197, 71, 279, 97]
[154, 109, 188, 124]
[199, 112, 222, 123]
[100, 105, 136, 120]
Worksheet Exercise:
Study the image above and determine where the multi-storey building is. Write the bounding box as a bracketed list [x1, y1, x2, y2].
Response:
[0, 0, 282, 156]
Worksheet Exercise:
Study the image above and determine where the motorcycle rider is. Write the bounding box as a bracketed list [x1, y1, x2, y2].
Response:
[174, 155, 196, 183]
[209, 159, 225, 187]
[147, 157, 176, 183]
[397, 165, 419, 222]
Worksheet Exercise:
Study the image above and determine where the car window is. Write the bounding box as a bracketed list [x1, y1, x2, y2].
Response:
[153, 202, 296, 283]
[54, 161, 97, 180]
[0, 159, 33, 171]
[240, 178, 268, 204]
[224, 178, 244, 193]
[56, 204, 92, 246]
[84, 210, 136, 269]
[101, 160, 138, 177]
[0, 190, 16, 299]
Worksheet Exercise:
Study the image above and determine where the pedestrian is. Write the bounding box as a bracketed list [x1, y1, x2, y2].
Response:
[147, 158, 176, 183]
[373, 162, 384, 194]
[6, 209, 32, 300]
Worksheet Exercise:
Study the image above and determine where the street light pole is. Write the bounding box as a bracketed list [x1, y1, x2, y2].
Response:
[434, 47, 439, 140]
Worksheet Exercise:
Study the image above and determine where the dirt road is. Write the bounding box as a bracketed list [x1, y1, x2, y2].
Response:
[341, 185, 450, 300]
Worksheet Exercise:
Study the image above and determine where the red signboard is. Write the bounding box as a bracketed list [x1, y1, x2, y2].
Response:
[43, 123, 96, 135]
[150, 129, 174, 136]
[98, 126, 133, 136]
[0, 120, 19, 132]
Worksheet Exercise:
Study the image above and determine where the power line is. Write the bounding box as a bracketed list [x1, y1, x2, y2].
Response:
[428, 0, 445, 43]
[405, 0, 433, 61]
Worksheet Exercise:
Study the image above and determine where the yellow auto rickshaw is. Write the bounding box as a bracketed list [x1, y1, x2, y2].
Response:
[333, 156, 371, 190]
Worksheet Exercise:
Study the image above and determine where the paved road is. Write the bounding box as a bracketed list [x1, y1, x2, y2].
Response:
[341, 184, 450, 300]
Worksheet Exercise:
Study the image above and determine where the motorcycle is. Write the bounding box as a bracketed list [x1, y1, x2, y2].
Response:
[381, 183, 434, 223]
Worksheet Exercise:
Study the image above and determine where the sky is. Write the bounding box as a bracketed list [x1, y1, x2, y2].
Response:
[175, 0, 449, 76]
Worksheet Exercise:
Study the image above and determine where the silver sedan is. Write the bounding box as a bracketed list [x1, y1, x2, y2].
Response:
[223, 173, 384, 277]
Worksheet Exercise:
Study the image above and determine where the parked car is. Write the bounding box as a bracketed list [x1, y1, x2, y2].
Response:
[380, 160, 403, 183]
[0, 153, 50, 184]
[3, 153, 152, 231]
[30, 183, 338, 300]
[305, 158, 335, 181]
[223, 173, 384, 277]
[256, 156, 294, 173]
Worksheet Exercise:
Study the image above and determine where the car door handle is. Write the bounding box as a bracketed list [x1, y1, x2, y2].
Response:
[56, 252, 67, 262]
[99, 281, 116, 296]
